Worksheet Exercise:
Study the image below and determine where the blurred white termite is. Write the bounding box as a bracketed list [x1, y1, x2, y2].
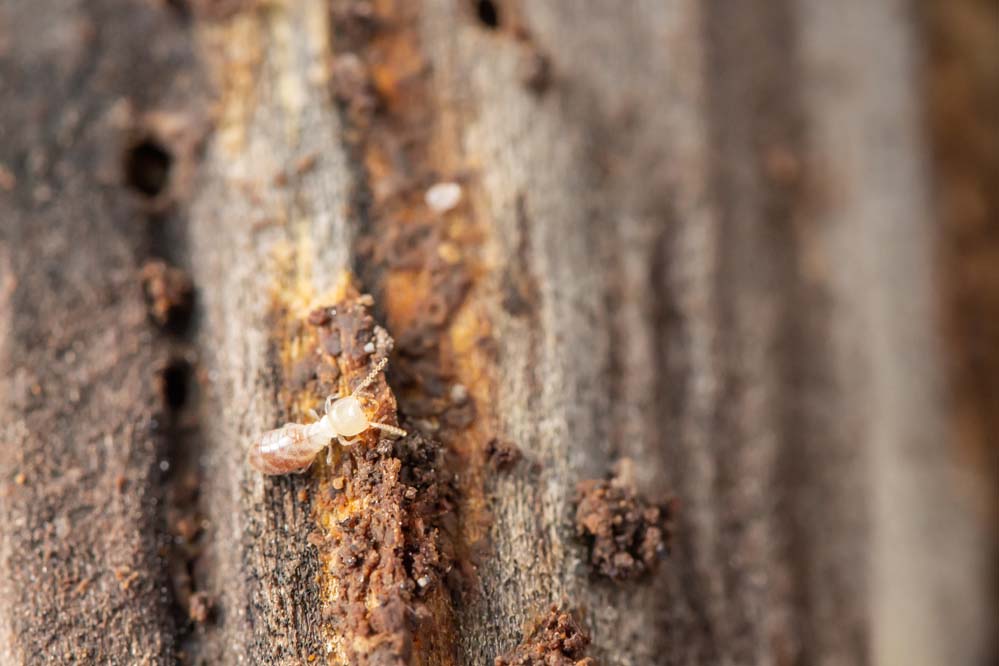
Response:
[248, 357, 407, 475]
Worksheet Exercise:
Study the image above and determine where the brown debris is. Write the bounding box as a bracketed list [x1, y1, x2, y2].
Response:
[521, 51, 552, 96]
[486, 438, 521, 471]
[331, 52, 378, 128]
[0, 163, 16, 191]
[494, 605, 596, 666]
[140, 259, 193, 330]
[112, 566, 140, 591]
[327, 0, 499, 656]
[187, 591, 212, 625]
[574, 476, 673, 581]
[294, 152, 319, 176]
[302, 293, 457, 666]
[763, 144, 801, 186]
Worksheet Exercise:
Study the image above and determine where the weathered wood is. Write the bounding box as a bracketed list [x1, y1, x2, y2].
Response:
[0, 1, 208, 663]
[0, 0, 995, 665]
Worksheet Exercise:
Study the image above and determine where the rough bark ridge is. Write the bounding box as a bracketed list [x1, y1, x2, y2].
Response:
[0, 1, 994, 665]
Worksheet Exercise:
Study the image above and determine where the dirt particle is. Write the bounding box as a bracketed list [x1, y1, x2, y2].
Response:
[307, 306, 333, 326]
[0, 164, 16, 191]
[73, 577, 91, 596]
[140, 259, 193, 331]
[521, 51, 552, 96]
[574, 475, 673, 581]
[449, 383, 469, 404]
[486, 438, 521, 471]
[273, 152, 321, 187]
[13, 472, 26, 485]
[113, 566, 140, 591]
[331, 52, 377, 127]
[425, 181, 463, 213]
[294, 152, 319, 176]
[764, 144, 801, 186]
[494, 605, 596, 666]
[187, 591, 213, 624]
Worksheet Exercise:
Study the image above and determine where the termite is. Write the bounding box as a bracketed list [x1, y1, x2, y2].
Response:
[248, 357, 407, 475]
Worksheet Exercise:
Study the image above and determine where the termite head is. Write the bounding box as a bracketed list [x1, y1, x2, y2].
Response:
[319, 356, 408, 445]
[325, 394, 368, 437]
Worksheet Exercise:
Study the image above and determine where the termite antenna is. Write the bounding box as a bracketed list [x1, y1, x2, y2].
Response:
[352, 356, 390, 396]
[369, 421, 407, 438]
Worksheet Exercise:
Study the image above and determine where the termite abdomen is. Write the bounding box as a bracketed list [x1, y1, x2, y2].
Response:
[248, 421, 329, 475]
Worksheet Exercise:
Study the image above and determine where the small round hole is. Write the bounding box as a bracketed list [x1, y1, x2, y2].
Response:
[475, 0, 500, 29]
[160, 360, 190, 411]
[124, 139, 173, 197]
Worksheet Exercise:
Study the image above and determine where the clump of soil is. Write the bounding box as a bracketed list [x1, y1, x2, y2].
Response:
[140, 259, 192, 331]
[486, 438, 521, 471]
[494, 605, 596, 666]
[574, 474, 673, 581]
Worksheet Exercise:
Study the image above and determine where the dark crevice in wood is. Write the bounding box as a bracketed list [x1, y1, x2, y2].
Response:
[124, 138, 174, 198]
[475, 0, 500, 30]
[143, 145, 211, 666]
[160, 359, 191, 411]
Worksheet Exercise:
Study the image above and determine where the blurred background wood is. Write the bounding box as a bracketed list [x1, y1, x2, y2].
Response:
[0, 0, 994, 664]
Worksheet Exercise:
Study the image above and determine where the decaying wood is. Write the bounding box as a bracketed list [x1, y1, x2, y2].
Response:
[0, 0, 995, 665]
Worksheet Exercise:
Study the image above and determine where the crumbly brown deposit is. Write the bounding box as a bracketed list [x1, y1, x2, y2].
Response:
[486, 438, 521, 471]
[494, 605, 596, 666]
[300, 292, 456, 666]
[328, 0, 499, 656]
[574, 477, 673, 581]
[140, 259, 193, 331]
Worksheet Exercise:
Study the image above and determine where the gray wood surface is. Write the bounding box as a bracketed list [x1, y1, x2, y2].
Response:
[0, 0, 994, 665]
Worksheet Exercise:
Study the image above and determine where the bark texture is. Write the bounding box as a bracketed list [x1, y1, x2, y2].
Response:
[0, 1, 994, 665]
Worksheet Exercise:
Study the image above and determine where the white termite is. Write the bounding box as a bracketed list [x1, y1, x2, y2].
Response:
[248, 357, 406, 475]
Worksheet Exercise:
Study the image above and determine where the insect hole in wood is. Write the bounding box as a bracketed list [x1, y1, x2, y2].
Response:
[248, 356, 407, 475]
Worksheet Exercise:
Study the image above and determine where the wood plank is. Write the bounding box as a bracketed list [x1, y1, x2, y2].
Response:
[1, 0, 994, 664]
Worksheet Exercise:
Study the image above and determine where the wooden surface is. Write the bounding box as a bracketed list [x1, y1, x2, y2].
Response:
[0, 1, 994, 665]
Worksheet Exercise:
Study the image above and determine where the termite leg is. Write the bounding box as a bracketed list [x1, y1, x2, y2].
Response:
[337, 435, 356, 448]
[308, 408, 320, 422]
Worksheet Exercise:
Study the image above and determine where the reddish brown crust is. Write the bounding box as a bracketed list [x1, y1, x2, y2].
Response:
[248, 423, 323, 475]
